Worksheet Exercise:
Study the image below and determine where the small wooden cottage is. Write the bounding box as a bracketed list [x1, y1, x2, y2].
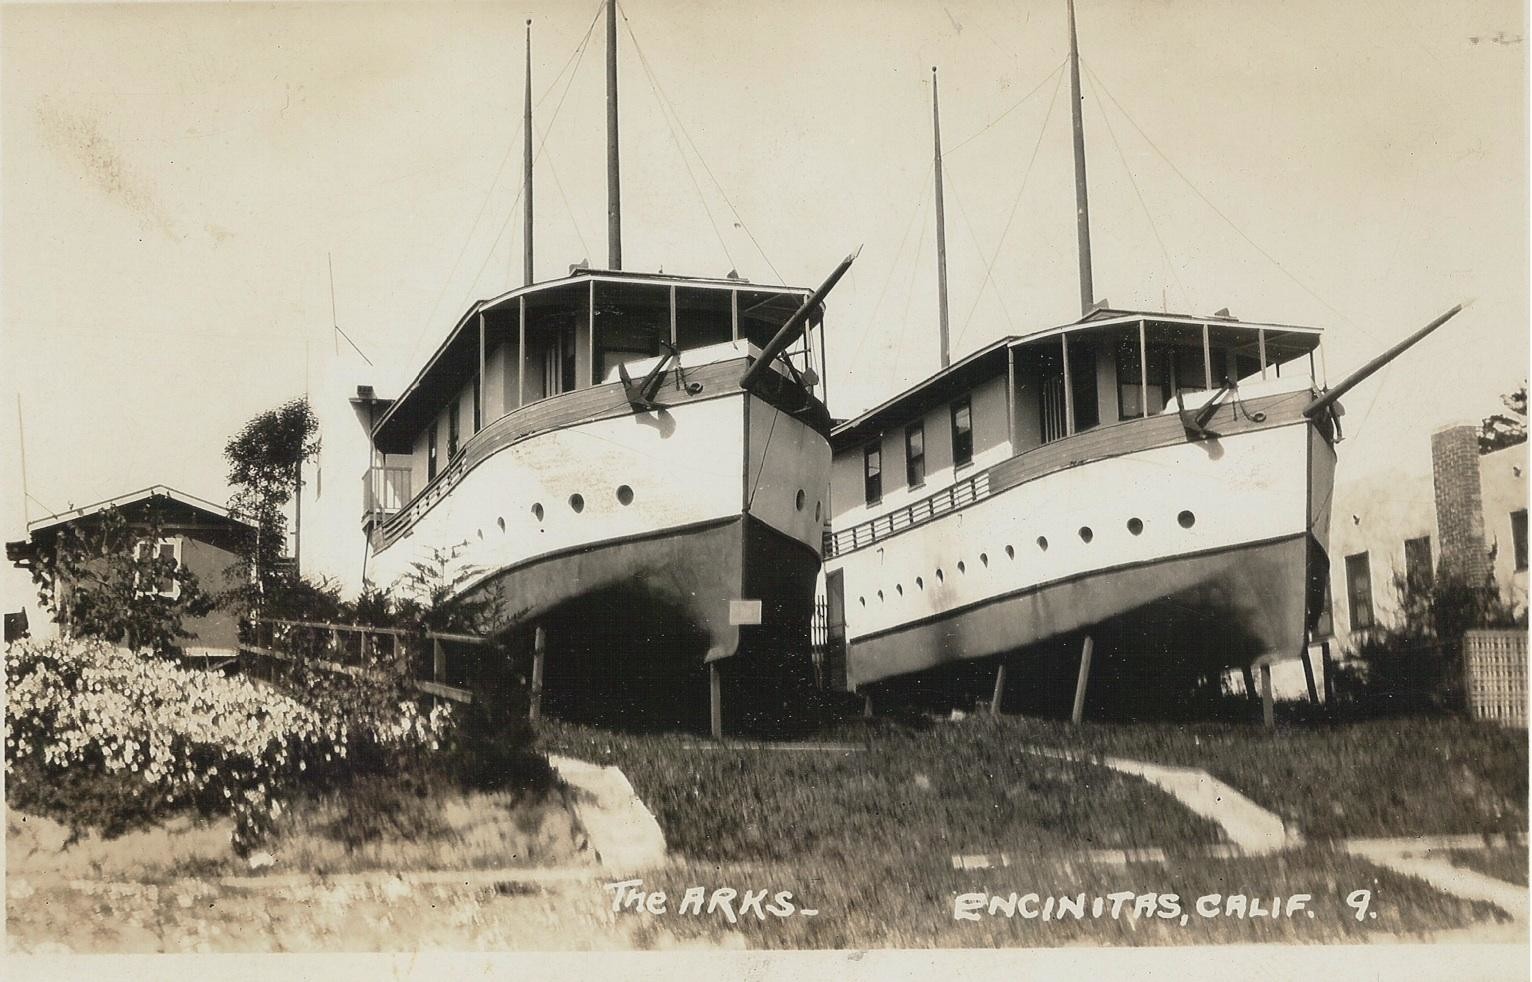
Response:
[6, 486, 255, 660]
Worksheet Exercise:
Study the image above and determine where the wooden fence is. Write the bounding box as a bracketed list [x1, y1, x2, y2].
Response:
[239, 618, 495, 705]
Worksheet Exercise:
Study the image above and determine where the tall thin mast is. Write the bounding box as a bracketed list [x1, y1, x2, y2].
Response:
[605, 0, 622, 270]
[1067, 0, 1094, 314]
[931, 66, 951, 368]
[523, 19, 534, 285]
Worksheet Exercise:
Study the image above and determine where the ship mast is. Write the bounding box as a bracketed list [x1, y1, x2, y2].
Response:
[606, 0, 623, 270]
[931, 66, 951, 369]
[1067, 0, 1094, 315]
[523, 19, 535, 285]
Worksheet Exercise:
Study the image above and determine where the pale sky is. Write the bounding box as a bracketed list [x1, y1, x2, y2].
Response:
[2, 0, 1527, 616]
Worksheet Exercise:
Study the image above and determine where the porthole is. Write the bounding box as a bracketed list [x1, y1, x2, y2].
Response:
[569, 493, 585, 513]
[915, 576, 924, 590]
[1004, 545, 1015, 560]
[497, 517, 506, 532]
[896, 584, 904, 596]
[531, 502, 544, 522]
[1037, 536, 1049, 551]
[795, 489, 806, 511]
[476, 528, 483, 540]
[877, 590, 884, 602]
[859, 596, 866, 607]
[815, 500, 822, 522]
[1127, 517, 1144, 535]
[979, 552, 989, 567]
[936, 568, 945, 583]
[616, 485, 634, 506]
[1178, 510, 1196, 529]
[957, 560, 967, 574]
[1079, 526, 1093, 544]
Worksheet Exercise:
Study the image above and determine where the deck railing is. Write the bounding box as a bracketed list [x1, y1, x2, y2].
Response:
[824, 469, 992, 559]
[360, 466, 412, 528]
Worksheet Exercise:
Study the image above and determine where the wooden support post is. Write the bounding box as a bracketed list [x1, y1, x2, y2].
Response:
[1071, 635, 1094, 725]
[1300, 647, 1320, 705]
[1261, 661, 1274, 728]
[433, 637, 445, 683]
[863, 691, 874, 718]
[1241, 665, 1258, 702]
[392, 632, 402, 672]
[709, 662, 723, 740]
[990, 662, 1006, 716]
[1320, 641, 1334, 704]
[530, 625, 546, 722]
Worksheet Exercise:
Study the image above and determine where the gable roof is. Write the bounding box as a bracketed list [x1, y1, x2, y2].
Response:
[23, 485, 254, 537]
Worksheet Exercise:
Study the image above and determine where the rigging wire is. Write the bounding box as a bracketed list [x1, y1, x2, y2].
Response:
[620, 13, 736, 272]
[617, 2, 785, 284]
[848, 161, 934, 367]
[953, 67, 1066, 349]
[404, 6, 603, 364]
[944, 59, 1068, 157]
[1081, 66, 1191, 314]
[1080, 59, 1353, 329]
[944, 171, 1016, 341]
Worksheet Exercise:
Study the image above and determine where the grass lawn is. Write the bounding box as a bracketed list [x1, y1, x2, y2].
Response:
[537, 717, 1223, 867]
[1441, 847, 1529, 886]
[928, 714, 1528, 840]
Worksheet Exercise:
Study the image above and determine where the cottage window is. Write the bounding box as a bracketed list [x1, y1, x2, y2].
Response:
[905, 422, 925, 488]
[1513, 509, 1528, 573]
[1345, 551, 1374, 631]
[134, 537, 182, 599]
[1404, 536, 1433, 590]
[950, 398, 973, 467]
[863, 443, 882, 506]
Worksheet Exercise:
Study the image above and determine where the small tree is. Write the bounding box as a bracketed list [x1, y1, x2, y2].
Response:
[223, 398, 320, 610]
[27, 506, 216, 657]
[1479, 381, 1527, 453]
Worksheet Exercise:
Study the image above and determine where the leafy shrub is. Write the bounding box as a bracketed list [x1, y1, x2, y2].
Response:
[4, 637, 451, 853]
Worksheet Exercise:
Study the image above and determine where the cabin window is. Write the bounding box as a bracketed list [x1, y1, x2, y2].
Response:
[593, 281, 667, 382]
[133, 537, 182, 599]
[1404, 536, 1433, 590]
[1115, 336, 1169, 419]
[1345, 552, 1374, 631]
[905, 422, 925, 488]
[864, 443, 882, 505]
[1513, 509, 1528, 572]
[428, 422, 438, 481]
[1068, 340, 1100, 432]
[447, 400, 460, 459]
[472, 376, 482, 433]
[950, 398, 973, 467]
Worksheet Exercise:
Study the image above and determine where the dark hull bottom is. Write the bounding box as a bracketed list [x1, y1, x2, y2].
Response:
[849, 533, 1318, 695]
[466, 515, 820, 732]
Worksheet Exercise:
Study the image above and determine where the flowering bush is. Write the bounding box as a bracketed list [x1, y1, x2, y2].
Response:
[5, 638, 452, 853]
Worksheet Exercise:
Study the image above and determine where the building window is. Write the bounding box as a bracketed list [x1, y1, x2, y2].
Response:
[863, 442, 882, 505]
[447, 401, 461, 459]
[1513, 509, 1528, 572]
[1313, 578, 1334, 639]
[428, 422, 438, 481]
[134, 537, 182, 599]
[1404, 536, 1433, 590]
[905, 422, 925, 487]
[1345, 551, 1374, 631]
[950, 398, 973, 467]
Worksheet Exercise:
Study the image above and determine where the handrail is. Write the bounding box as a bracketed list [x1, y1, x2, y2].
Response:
[252, 617, 496, 644]
[825, 470, 992, 559]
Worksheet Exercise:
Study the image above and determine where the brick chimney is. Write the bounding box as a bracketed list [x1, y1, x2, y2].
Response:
[1431, 423, 1492, 582]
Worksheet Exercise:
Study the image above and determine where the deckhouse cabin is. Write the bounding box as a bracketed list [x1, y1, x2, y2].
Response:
[361, 269, 823, 547]
[826, 307, 1324, 557]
